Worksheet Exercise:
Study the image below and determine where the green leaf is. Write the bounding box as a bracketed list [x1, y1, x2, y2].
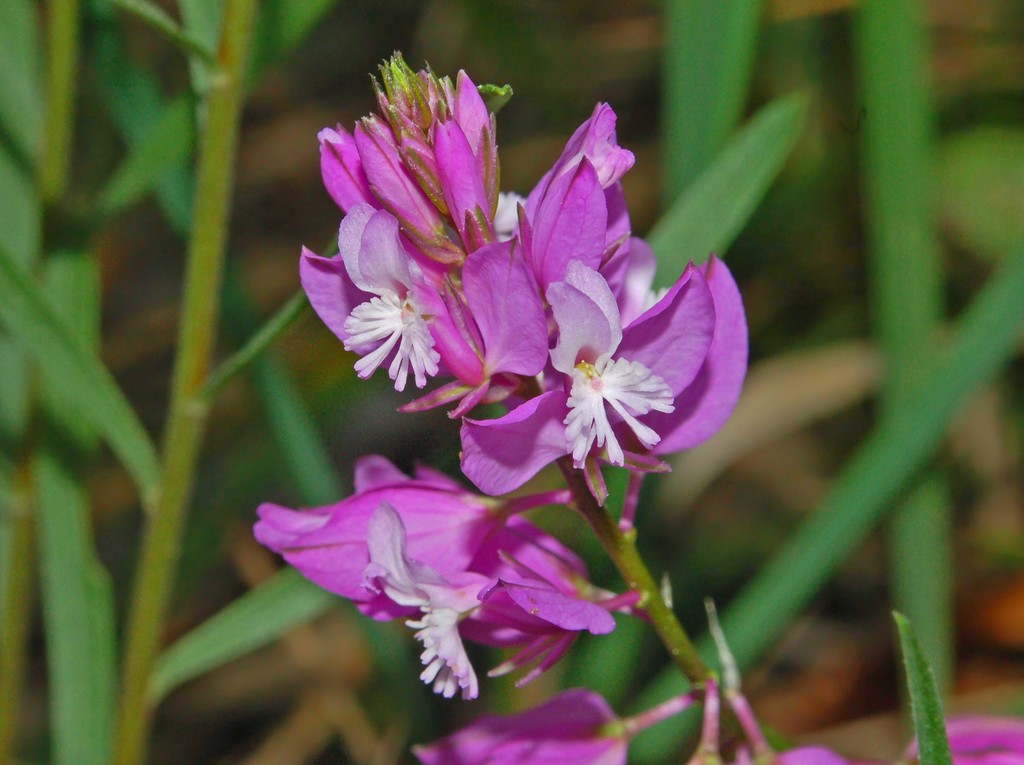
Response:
[662, 0, 764, 202]
[97, 95, 195, 215]
[894, 613, 952, 765]
[940, 127, 1024, 263]
[0, 244, 160, 502]
[34, 439, 117, 765]
[855, 0, 952, 695]
[0, 147, 41, 265]
[0, 0, 42, 161]
[254, 359, 342, 505]
[110, 0, 215, 63]
[478, 83, 514, 114]
[149, 568, 337, 701]
[250, 0, 341, 79]
[631, 246, 1024, 760]
[34, 251, 117, 765]
[649, 93, 807, 286]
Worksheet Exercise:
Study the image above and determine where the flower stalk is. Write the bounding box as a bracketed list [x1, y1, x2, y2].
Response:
[558, 457, 712, 686]
[111, 0, 259, 762]
[0, 469, 35, 763]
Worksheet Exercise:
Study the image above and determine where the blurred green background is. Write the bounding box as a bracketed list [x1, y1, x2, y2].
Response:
[2, 0, 1024, 763]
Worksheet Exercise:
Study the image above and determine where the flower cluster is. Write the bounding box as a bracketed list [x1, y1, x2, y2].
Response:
[257, 50, 748, 751]
[301, 52, 748, 499]
[255, 457, 625, 699]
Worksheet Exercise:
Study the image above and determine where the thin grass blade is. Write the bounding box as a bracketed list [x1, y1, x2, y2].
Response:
[895, 613, 953, 765]
[649, 93, 807, 286]
[0, 244, 160, 501]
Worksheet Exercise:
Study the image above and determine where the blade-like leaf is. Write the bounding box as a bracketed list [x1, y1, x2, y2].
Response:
[0, 0, 42, 161]
[0, 245, 160, 502]
[662, 0, 763, 201]
[649, 93, 807, 286]
[631, 246, 1024, 760]
[895, 613, 953, 765]
[149, 568, 336, 700]
[250, 0, 341, 80]
[34, 252, 117, 765]
[855, 0, 952, 695]
[111, 0, 215, 63]
[97, 95, 195, 215]
[35, 438, 117, 765]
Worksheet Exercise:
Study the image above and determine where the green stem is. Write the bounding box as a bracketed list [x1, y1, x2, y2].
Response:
[558, 458, 711, 686]
[200, 289, 310, 402]
[0, 468, 34, 762]
[40, 0, 81, 203]
[854, 0, 953, 695]
[111, 1, 258, 762]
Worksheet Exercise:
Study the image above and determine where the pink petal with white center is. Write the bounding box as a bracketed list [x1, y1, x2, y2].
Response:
[618, 261, 716, 396]
[299, 245, 370, 345]
[646, 257, 747, 453]
[461, 391, 569, 496]
[253, 482, 501, 602]
[463, 241, 548, 377]
[548, 262, 622, 374]
[529, 159, 607, 290]
[363, 504, 484, 699]
[319, 125, 377, 213]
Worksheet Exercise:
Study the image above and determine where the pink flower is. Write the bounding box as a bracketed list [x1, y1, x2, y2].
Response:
[461, 518, 622, 685]
[358, 505, 617, 698]
[460, 258, 735, 496]
[316, 53, 499, 264]
[253, 456, 504, 610]
[414, 688, 696, 765]
[363, 503, 485, 699]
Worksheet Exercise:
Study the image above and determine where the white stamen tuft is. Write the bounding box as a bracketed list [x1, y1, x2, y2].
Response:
[408, 607, 479, 699]
[564, 354, 674, 466]
[343, 290, 439, 392]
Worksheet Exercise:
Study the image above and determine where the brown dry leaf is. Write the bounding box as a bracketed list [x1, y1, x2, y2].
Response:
[660, 340, 882, 506]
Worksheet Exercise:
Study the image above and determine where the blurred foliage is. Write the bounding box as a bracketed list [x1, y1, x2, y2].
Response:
[0, 0, 1023, 764]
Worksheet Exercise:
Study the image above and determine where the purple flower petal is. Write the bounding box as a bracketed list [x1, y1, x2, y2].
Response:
[340, 206, 417, 295]
[602, 237, 656, 327]
[453, 70, 490, 157]
[413, 688, 626, 765]
[548, 262, 622, 373]
[618, 261, 715, 395]
[463, 241, 548, 377]
[461, 391, 569, 496]
[353, 454, 411, 492]
[435, 119, 491, 247]
[778, 747, 857, 765]
[319, 126, 377, 213]
[254, 481, 502, 601]
[299, 244, 369, 345]
[647, 257, 748, 453]
[355, 116, 444, 241]
[497, 582, 615, 634]
[530, 159, 607, 290]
